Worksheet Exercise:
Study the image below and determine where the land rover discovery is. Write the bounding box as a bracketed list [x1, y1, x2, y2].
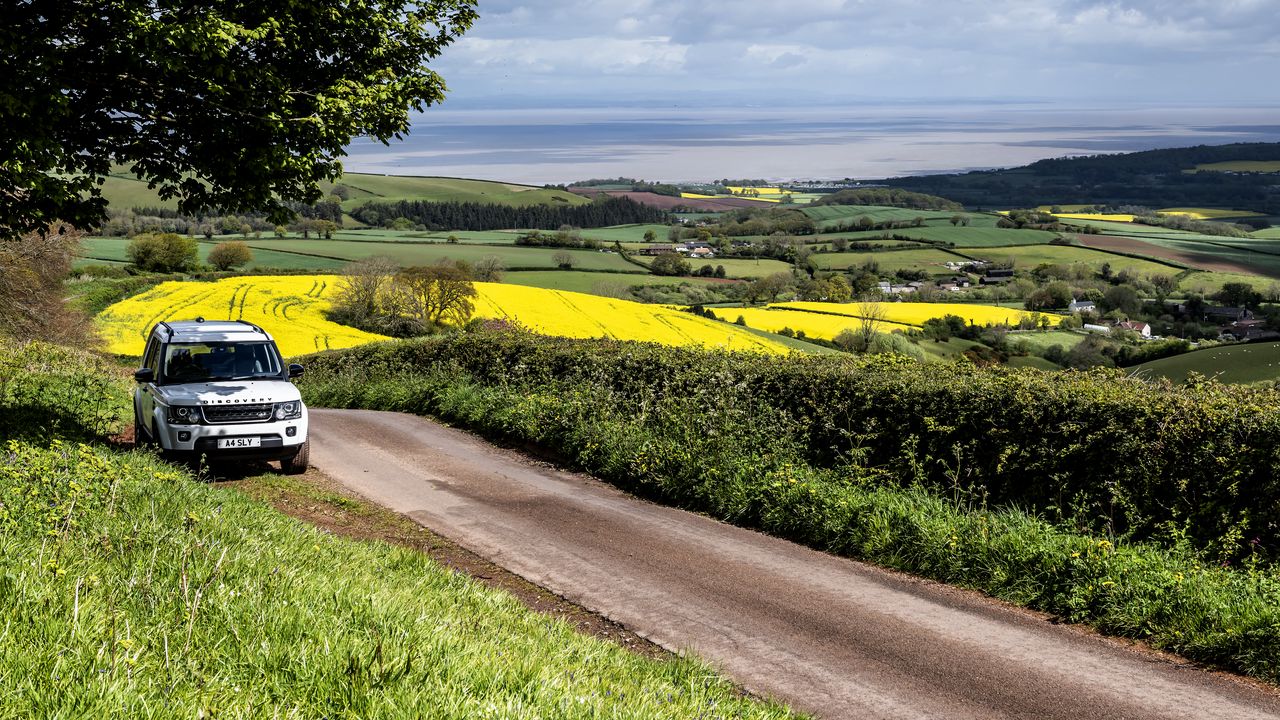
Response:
[133, 319, 310, 473]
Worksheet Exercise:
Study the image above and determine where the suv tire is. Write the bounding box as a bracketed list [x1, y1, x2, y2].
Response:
[134, 416, 151, 449]
[282, 440, 310, 475]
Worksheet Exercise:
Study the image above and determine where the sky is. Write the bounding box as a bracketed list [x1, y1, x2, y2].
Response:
[344, 1, 1280, 182]
[429, 0, 1280, 108]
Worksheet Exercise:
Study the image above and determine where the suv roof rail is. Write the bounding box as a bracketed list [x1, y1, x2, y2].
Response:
[158, 321, 174, 337]
[234, 319, 265, 334]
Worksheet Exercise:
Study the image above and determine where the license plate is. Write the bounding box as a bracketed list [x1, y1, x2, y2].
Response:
[217, 437, 261, 449]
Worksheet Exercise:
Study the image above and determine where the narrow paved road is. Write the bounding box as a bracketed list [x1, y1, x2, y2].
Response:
[310, 409, 1280, 720]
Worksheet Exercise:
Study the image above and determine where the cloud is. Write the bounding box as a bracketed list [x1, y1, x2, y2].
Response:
[430, 0, 1280, 104]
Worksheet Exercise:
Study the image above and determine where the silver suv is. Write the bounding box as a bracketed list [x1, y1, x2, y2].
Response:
[133, 319, 310, 473]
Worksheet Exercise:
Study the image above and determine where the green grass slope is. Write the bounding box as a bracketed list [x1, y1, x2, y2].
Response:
[1133, 341, 1280, 385]
[0, 339, 794, 719]
[332, 174, 588, 209]
[96, 171, 588, 213]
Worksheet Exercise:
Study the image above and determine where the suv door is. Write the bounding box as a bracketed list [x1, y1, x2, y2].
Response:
[136, 337, 162, 439]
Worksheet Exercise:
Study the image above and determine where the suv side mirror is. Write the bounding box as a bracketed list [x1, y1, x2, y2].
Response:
[134, 368, 155, 383]
[288, 363, 305, 379]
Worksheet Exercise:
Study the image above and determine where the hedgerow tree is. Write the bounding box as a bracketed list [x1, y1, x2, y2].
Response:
[207, 241, 253, 271]
[1, 0, 478, 239]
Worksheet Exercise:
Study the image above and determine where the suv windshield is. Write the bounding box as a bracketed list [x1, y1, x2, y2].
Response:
[162, 342, 283, 383]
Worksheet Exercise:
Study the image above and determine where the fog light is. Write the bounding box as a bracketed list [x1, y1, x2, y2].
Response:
[286, 426, 297, 437]
[178, 431, 192, 442]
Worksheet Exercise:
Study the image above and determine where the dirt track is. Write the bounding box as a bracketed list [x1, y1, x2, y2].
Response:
[310, 408, 1280, 720]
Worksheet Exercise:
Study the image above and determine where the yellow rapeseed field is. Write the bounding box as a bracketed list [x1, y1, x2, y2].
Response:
[1157, 207, 1263, 220]
[470, 283, 790, 354]
[773, 301, 1061, 328]
[726, 186, 785, 195]
[710, 307, 911, 341]
[98, 276, 791, 357]
[1054, 213, 1137, 222]
[97, 275, 388, 357]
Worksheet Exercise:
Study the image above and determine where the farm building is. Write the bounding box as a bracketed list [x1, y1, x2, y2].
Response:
[1116, 321, 1152, 338]
[1067, 300, 1097, 313]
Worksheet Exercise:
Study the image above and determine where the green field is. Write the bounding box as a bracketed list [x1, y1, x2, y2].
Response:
[1193, 161, 1280, 173]
[1178, 271, 1280, 295]
[95, 171, 587, 212]
[503, 270, 736, 295]
[1008, 329, 1090, 353]
[800, 205, 979, 229]
[330, 174, 588, 209]
[579, 224, 677, 244]
[1134, 342, 1280, 384]
[1073, 219, 1186, 235]
[812, 248, 964, 273]
[331, 229, 529, 244]
[1253, 227, 1280, 239]
[1133, 236, 1280, 278]
[242, 240, 641, 272]
[96, 172, 181, 210]
[967, 245, 1179, 276]
[79, 237, 349, 271]
[815, 226, 1057, 247]
[631, 255, 793, 279]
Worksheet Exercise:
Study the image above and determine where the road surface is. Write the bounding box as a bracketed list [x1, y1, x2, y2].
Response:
[310, 409, 1280, 720]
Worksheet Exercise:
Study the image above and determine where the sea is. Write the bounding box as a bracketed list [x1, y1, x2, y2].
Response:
[340, 103, 1280, 185]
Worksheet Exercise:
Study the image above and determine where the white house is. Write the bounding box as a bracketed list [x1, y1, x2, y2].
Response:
[1067, 300, 1096, 313]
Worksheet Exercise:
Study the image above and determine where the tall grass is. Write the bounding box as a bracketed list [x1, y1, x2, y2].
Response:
[300, 331, 1280, 682]
[0, 339, 797, 718]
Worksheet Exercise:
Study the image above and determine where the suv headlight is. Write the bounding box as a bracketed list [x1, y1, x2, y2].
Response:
[167, 405, 203, 425]
[273, 401, 302, 420]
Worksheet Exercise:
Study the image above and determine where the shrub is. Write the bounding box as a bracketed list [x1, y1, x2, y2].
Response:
[207, 240, 253, 270]
[126, 232, 198, 272]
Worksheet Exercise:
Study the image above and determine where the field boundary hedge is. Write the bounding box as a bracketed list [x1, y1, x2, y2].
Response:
[297, 331, 1280, 682]
[299, 331, 1280, 563]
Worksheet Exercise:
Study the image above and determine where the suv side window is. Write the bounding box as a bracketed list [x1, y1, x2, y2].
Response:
[142, 338, 161, 376]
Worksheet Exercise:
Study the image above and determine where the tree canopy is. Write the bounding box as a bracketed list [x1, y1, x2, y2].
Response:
[1, 0, 478, 238]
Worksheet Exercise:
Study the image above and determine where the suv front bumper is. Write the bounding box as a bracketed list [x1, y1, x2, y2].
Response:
[155, 414, 308, 461]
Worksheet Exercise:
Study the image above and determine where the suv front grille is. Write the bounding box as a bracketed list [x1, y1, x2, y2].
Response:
[203, 403, 273, 424]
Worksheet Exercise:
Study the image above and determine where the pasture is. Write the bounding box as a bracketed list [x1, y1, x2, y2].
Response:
[80, 237, 348, 271]
[579, 224, 677, 243]
[816, 226, 1057, 247]
[800, 205, 974, 229]
[331, 174, 587, 209]
[1133, 342, 1280, 385]
[630, 255, 793, 279]
[242, 240, 641, 272]
[1192, 161, 1280, 173]
[1179, 271, 1280, 295]
[967, 244, 1179, 276]
[811, 248, 964, 273]
[1008, 329, 1090, 353]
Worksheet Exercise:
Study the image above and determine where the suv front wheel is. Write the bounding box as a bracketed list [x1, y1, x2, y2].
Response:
[281, 440, 310, 475]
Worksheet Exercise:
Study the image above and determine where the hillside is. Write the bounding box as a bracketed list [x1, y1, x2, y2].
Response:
[97, 169, 586, 213]
[1134, 341, 1280, 385]
[879, 142, 1280, 214]
[0, 339, 792, 718]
